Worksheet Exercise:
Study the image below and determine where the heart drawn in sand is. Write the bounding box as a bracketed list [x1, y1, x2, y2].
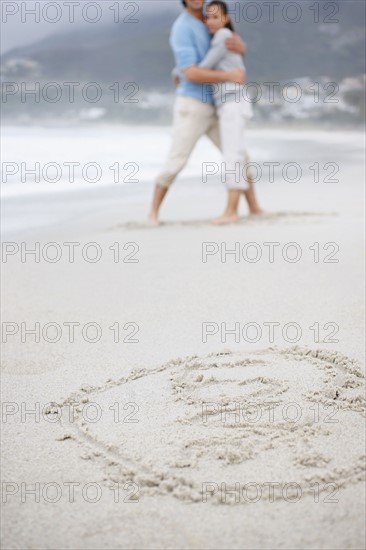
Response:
[59, 347, 365, 504]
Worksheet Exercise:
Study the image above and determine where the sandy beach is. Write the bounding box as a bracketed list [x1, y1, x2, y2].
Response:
[1, 126, 365, 549]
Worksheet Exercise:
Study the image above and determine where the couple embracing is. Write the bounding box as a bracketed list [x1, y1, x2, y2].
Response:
[149, 0, 264, 225]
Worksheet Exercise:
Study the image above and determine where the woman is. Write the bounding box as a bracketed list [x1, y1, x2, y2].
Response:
[197, 0, 255, 224]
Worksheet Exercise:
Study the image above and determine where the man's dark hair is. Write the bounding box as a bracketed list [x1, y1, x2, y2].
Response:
[181, 1, 208, 10]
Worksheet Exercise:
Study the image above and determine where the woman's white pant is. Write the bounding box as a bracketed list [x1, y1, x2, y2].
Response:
[217, 99, 252, 191]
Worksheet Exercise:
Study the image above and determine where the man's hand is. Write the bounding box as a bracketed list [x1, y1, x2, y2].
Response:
[184, 65, 244, 84]
[225, 33, 247, 56]
[227, 67, 246, 85]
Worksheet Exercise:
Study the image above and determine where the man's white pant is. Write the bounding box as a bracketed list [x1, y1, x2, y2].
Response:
[155, 95, 252, 190]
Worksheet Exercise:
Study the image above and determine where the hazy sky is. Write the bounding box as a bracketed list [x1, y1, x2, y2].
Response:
[1, 0, 180, 53]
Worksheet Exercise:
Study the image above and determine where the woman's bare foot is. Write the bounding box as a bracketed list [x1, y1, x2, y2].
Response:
[148, 213, 160, 227]
[249, 206, 266, 216]
[211, 213, 240, 225]
[242, 185, 266, 215]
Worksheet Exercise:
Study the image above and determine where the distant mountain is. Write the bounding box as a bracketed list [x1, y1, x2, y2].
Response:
[1, 1, 365, 88]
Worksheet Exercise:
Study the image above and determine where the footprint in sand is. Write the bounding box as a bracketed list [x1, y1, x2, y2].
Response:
[108, 212, 338, 231]
[59, 346, 365, 504]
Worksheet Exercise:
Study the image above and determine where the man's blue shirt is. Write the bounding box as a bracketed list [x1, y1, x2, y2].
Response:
[170, 11, 214, 105]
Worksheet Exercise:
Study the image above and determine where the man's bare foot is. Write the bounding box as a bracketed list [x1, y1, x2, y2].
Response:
[211, 213, 240, 225]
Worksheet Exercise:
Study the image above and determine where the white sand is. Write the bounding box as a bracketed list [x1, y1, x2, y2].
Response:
[1, 127, 365, 549]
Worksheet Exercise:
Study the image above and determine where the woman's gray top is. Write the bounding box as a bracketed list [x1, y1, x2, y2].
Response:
[199, 27, 246, 105]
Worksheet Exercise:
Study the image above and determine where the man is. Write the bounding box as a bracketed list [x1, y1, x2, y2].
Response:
[149, 0, 263, 225]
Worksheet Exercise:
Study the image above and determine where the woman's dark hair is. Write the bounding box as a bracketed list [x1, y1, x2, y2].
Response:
[181, 0, 187, 6]
[207, 1, 235, 31]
